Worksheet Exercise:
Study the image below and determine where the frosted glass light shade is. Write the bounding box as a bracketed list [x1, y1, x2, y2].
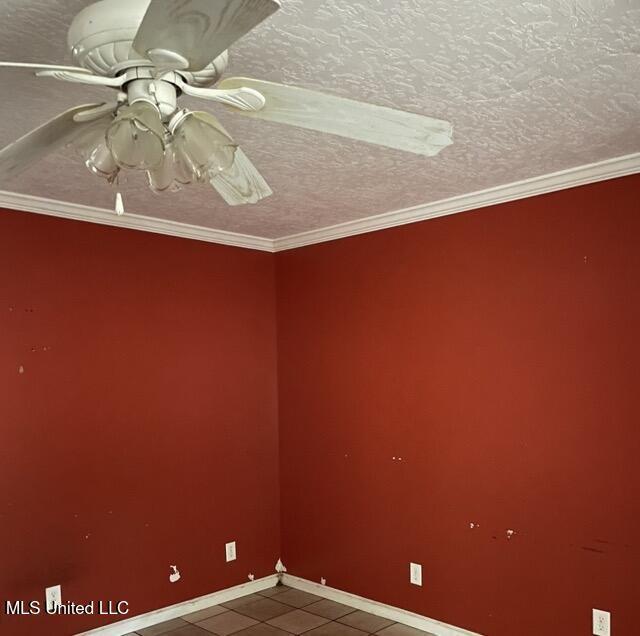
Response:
[86, 143, 119, 182]
[172, 111, 237, 182]
[106, 102, 165, 170]
[171, 146, 194, 186]
[147, 143, 183, 193]
[72, 120, 119, 183]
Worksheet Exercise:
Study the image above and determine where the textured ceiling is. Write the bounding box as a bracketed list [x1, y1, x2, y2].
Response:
[0, 0, 639, 238]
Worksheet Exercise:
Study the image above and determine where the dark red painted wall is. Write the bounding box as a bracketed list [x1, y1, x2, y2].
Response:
[0, 210, 280, 636]
[3, 175, 639, 636]
[276, 175, 640, 636]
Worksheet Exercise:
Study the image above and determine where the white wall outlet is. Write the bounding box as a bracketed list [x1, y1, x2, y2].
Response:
[45, 585, 62, 612]
[593, 609, 611, 636]
[225, 541, 237, 562]
[409, 562, 422, 586]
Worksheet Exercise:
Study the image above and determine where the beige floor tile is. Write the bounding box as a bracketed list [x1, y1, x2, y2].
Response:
[337, 611, 395, 633]
[232, 623, 293, 636]
[304, 600, 357, 620]
[273, 589, 323, 608]
[266, 609, 330, 634]
[182, 605, 228, 623]
[375, 625, 436, 636]
[259, 585, 291, 598]
[222, 594, 265, 610]
[197, 610, 259, 635]
[136, 618, 191, 635]
[156, 625, 211, 636]
[234, 598, 293, 621]
[305, 622, 368, 636]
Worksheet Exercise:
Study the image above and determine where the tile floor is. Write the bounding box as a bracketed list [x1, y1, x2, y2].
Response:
[125, 585, 436, 636]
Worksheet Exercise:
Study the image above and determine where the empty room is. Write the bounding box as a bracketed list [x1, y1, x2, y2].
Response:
[0, 1, 638, 636]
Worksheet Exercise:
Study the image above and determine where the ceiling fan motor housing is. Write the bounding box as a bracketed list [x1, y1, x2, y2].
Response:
[126, 77, 178, 120]
[66, 0, 228, 86]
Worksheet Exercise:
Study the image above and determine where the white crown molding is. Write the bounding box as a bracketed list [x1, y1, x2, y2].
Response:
[2, 153, 638, 253]
[273, 152, 640, 251]
[0, 190, 275, 252]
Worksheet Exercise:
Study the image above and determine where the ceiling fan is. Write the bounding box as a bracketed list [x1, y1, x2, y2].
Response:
[0, 0, 453, 206]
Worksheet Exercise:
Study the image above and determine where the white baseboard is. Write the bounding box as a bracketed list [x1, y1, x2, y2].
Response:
[75, 571, 481, 636]
[76, 574, 278, 636]
[282, 574, 482, 636]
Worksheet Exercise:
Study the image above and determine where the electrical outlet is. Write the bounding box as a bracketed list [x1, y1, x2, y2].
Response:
[593, 609, 611, 636]
[409, 562, 422, 586]
[225, 541, 237, 562]
[45, 585, 62, 612]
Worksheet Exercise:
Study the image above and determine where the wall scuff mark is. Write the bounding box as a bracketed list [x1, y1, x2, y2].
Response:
[581, 546, 606, 554]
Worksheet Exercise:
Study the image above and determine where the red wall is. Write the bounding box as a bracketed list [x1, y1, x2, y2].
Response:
[2, 175, 639, 636]
[0, 210, 280, 635]
[276, 175, 640, 636]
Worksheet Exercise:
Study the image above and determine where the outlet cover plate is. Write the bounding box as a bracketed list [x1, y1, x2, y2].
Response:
[593, 608, 611, 636]
[45, 585, 62, 612]
[409, 562, 422, 586]
[225, 541, 237, 562]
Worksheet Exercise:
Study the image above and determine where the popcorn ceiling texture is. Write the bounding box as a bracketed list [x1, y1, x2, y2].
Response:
[0, 0, 638, 238]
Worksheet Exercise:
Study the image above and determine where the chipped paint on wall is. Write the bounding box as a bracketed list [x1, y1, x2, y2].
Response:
[169, 565, 181, 583]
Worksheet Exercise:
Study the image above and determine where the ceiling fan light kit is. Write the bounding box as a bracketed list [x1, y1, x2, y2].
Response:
[0, 0, 453, 207]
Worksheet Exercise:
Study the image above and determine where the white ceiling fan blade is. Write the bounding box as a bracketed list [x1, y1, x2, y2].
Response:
[210, 146, 273, 205]
[218, 77, 453, 157]
[0, 104, 107, 181]
[211, 147, 272, 205]
[0, 61, 93, 76]
[132, 0, 281, 72]
[207, 116, 271, 204]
